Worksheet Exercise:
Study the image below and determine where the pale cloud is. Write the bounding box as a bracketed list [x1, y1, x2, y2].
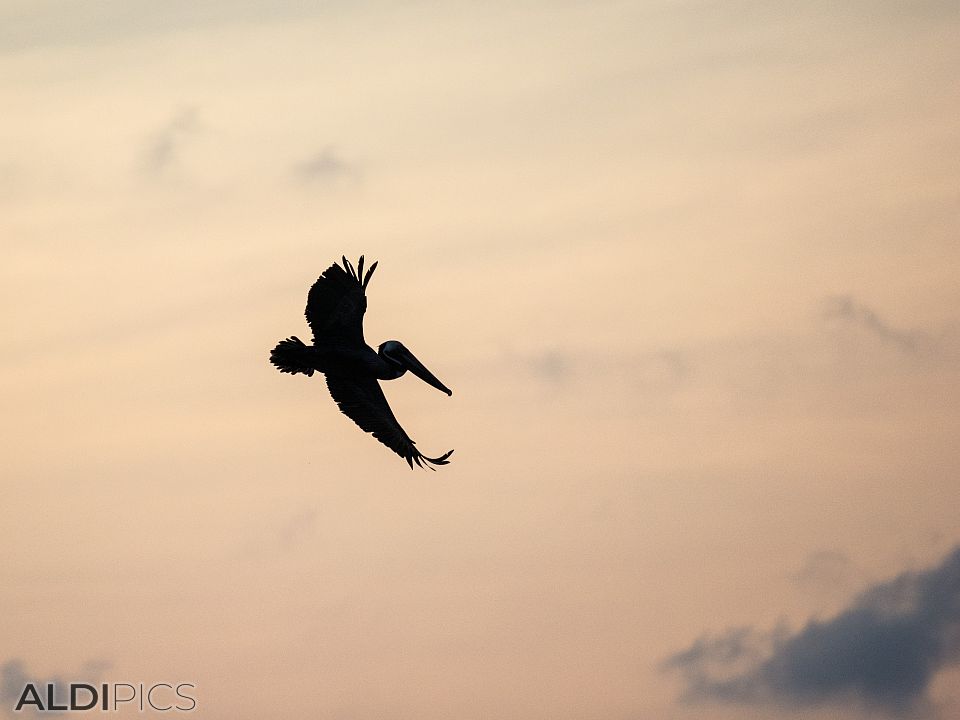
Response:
[141, 107, 200, 176]
[0, 0, 336, 53]
[822, 295, 929, 354]
[292, 146, 358, 184]
[530, 349, 570, 383]
[276, 508, 319, 551]
[793, 549, 865, 608]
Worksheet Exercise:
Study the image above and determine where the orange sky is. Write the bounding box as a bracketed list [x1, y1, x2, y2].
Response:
[3, 2, 960, 718]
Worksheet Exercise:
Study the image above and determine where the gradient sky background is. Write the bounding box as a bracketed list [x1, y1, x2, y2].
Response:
[3, 1, 960, 718]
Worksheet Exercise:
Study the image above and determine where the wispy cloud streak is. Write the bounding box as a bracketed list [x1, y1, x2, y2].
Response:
[141, 107, 200, 176]
[822, 295, 927, 354]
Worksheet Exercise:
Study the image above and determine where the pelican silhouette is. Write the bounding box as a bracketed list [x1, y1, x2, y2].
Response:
[270, 256, 453, 469]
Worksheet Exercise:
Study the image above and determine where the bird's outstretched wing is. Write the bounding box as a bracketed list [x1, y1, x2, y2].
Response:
[305, 255, 378, 345]
[325, 374, 453, 470]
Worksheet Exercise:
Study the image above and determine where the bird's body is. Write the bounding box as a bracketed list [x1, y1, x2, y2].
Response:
[289, 341, 396, 379]
[270, 256, 453, 469]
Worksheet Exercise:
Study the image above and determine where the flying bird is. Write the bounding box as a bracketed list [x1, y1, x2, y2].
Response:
[270, 256, 453, 469]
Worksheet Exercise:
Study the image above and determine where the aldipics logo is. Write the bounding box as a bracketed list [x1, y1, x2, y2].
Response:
[13, 683, 197, 713]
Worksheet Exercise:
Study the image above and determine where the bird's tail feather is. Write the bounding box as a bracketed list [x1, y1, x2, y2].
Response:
[270, 336, 315, 376]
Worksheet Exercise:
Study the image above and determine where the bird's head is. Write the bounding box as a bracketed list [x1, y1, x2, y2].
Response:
[379, 341, 453, 396]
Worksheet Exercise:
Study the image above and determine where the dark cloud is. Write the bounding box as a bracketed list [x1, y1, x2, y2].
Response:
[292, 147, 357, 184]
[141, 107, 200, 176]
[1, 659, 109, 717]
[1, 659, 66, 716]
[822, 295, 927, 353]
[664, 546, 960, 717]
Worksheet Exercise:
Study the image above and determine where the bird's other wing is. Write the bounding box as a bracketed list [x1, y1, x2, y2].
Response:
[324, 374, 453, 470]
[305, 255, 378, 345]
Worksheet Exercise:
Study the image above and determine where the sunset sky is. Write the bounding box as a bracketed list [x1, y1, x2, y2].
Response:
[3, 2, 960, 718]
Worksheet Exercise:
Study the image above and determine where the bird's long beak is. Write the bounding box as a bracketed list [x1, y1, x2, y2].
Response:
[400, 347, 452, 396]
